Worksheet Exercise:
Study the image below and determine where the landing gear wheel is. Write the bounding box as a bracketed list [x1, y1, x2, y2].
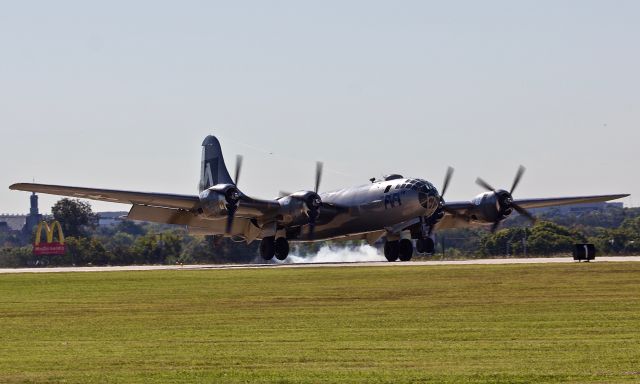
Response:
[416, 238, 435, 254]
[398, 239, 413, 261]
[260, 237, 275, 260]
[274, 237, 290, 261]
[384, 241, 399, 262]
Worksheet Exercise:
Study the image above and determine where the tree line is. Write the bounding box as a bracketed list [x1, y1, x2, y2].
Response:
[0, 198, 639, 267]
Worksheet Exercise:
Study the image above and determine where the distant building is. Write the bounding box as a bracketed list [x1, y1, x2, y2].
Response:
[0, 192, 45, 234]
[97, 211, 128, 227]
[24, 192, 43, 234]
[0, 214, 26, 231]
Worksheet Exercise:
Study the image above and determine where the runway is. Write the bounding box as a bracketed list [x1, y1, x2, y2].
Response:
[1, 256, 639, 274]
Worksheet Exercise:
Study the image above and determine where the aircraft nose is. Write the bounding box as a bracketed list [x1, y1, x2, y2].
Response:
[418, 188, 440, 215]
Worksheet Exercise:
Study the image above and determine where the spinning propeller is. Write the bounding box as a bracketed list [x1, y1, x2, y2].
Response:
[475, 165, 536, 232]
[307, 161, 323, 239]
[427, 166, 454, 236]
[225, 155, 244, 234]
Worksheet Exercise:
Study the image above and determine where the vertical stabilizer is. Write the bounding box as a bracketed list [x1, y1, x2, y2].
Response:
[199, 135, 235, 192]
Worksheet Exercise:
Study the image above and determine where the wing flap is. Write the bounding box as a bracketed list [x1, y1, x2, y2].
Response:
[9, 183, 200, 210]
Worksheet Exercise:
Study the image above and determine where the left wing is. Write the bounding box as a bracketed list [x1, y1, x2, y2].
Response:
[511, 194, 629, 210]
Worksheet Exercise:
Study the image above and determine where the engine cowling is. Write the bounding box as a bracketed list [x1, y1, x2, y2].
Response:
[278, 191, 322, 227]
[468, 190, 514, 223]
[198, 184, 241, 218]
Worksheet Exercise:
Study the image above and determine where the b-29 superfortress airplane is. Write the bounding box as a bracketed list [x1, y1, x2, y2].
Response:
[10, 135, 628, 262]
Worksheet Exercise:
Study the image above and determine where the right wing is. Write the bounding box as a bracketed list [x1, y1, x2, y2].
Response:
[10, 183, 200, 210]
[9, 183, 281, 238]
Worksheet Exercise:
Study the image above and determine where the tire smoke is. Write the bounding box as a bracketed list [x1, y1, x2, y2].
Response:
[278, 243, 386, 264]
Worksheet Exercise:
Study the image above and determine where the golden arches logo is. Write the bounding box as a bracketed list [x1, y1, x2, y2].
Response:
[33, 221, 66, 256]
[34, 221, 65, 245]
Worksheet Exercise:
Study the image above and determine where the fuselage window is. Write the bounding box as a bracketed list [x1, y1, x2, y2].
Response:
[384, 185, 392, 193]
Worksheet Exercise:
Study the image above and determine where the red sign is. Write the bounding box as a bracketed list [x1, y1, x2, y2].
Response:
[33, 242, 66, 256]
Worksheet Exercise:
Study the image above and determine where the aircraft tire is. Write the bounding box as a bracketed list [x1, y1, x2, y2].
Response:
[416, 238, 435, 254]
[416, 239, 425, 253]
[274, 237, 290, 260]
[260, 237, 275, 260]
[384, 241, 399, 262]
[398, 239, 413, 261]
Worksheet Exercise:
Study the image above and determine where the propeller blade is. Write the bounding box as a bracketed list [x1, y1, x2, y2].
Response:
[308, 220, 316, 239]
[490, 221, 501, 233]
[225, 202, 238, 235]
[441, 166, 454, 198]
[512, 203, 536, 224]
[234, 155, 243, 186]
[307, 208, 319, 239]
[314, 161, 323, 193]
[510, 165, 525, 195]
[225, 211, 235, 234]
[476, 177, 496, 192]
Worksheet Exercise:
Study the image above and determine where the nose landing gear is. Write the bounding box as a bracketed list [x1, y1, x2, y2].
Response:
[416, 237, 435, 254]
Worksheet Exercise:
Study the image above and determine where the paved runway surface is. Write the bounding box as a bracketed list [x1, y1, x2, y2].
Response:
[1, 256, 639, 274]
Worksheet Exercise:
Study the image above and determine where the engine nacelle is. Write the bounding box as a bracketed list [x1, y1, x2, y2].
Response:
[468, 190, 514, 223]
[198, 184, 241, 218]
[278, 191, 322, 227]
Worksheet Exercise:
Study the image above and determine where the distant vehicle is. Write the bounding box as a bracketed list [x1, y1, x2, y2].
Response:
[10, 135, 628, 262]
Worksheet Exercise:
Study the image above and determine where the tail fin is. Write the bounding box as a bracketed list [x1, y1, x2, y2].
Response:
[199, 135, 235, 192]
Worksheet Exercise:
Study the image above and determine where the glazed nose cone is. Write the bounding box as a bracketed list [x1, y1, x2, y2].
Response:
[419, 187, 440, 215]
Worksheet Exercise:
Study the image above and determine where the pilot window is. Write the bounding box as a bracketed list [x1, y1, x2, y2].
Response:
[384, 185, 392, 193]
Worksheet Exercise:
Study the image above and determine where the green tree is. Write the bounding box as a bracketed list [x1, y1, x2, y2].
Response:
[115, 220, 145, 236]
[64, 236, 108, 266]
[51, 198, 97, 238]
[131, 232, 183, 264]
[526, 221, 586, 255]
[481, 221, 586, 256]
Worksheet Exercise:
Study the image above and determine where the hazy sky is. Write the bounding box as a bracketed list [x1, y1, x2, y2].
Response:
[1, 0, 638, 214]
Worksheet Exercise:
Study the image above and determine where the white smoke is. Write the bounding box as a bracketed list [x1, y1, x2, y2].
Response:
[277, 243, 386, 264]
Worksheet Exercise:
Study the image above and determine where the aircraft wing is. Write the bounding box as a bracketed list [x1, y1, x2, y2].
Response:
[438, 193, 629, 229]
[512, 194, 629, 210]
[10, 182, 283, 225]
[9, 183, 200, 210]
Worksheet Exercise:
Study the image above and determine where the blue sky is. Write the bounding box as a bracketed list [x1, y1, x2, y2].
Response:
[1, 1, 638, 214]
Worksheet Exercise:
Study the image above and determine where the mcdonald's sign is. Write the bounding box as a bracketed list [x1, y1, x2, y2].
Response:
[33, 220, 66, 256]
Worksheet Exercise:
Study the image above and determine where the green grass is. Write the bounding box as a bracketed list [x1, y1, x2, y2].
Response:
[1, 263, 640, 383]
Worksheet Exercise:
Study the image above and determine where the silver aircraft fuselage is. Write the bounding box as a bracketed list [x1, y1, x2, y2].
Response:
[297, 177, 440, 241]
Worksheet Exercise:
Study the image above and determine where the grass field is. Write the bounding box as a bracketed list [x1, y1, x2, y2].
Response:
[1, 263, 639, 383]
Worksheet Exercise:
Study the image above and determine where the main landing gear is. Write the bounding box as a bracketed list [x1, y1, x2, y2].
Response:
[384, 237, 435, 262]
[384, 239, 414, 262]
[260, 236, 290, 261]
